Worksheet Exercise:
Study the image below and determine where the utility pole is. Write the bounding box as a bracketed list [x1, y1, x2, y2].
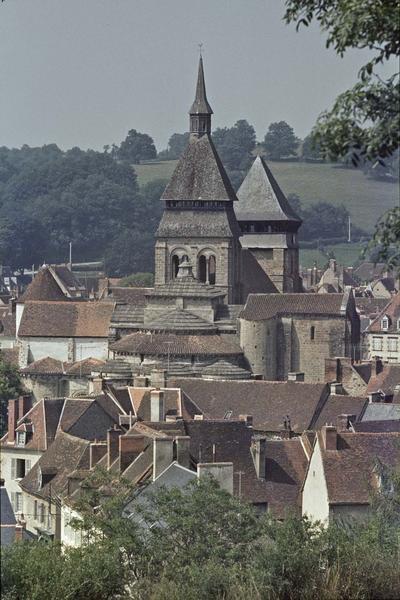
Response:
[348, 216, 351, 243]
[69, 241, 72, 269]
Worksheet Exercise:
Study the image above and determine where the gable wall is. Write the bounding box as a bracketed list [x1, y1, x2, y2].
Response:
[302, 440, 330, 523]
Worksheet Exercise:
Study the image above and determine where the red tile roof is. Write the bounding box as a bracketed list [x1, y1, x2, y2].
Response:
[18, 267, 67, 302]
[111, 332, 242, 356]
[240, 293, 346, 321]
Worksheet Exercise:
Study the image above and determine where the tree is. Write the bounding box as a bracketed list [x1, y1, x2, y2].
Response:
[301, 134, 323, 161]
[0, 355, 25, 436]
[117, 129, 157, 164]
[284, 0, 400, 270]
[212, 119, 256, 189]
[159, 132, 190, 160]
[263, 121, 298, 160]
[119, 272, 154, 287]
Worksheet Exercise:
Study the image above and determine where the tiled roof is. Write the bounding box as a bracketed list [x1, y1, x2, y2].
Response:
[0, 312, 16, 337]
[355, 297, 389, 317]
[18, 301, 114, 337]
[0, 348, 19, 367]
[108, 287, 151, 305]
[235, 156, 301, 223]
[146, 309, 217, 332]
[20, 357, 105, 377]
[313, 395, 368, 429]
[201, 360, 252, 380]
[148, 277, 225, 299]
[354, 420, 400, 433]
[19, 431, 90, 500]
[320, 431, 400, 505]
[111, 332, 243, 357]
[240, 293, 346, 321]
[127, 387, 181, 421]
[18, 267, 66, 302]
[156, 207, 241, 238]
[361, 403, 400, 422]
[171, 378, 328, 433]
[366, 363, 400, 396]
[353, 262, 390, 283]
[111, 304, 145, 327]
[161, 134, 237, 203]
[366, 292, 400, 333]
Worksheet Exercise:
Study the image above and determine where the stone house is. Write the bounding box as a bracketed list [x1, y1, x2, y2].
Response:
[302, 425, 400, 523]
[316, 259, 357, 294]
[365, 292, 400, 363]
[239, 289, 360, 382]
[17, 300, 114, 367]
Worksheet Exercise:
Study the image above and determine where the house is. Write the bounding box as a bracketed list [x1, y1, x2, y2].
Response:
[17, 300, 114, 367]
[368, 277, 398, 299]
[1, 393, 124, 522]
[0, 481, 35, 546]
[365, 292, 400, 363]
[302, 425, 400, 523]
[20, 356, 106, 401]
[239, 288, 360, 382]
[316, 259, 357, 294]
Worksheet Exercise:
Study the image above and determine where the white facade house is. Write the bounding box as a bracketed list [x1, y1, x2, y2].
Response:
[365, 293, 400, 363]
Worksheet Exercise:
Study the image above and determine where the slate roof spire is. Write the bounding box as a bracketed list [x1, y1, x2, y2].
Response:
[189, 56, 213, 137]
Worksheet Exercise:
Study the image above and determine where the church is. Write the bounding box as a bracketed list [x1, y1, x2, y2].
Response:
[108, 57, 360, 382]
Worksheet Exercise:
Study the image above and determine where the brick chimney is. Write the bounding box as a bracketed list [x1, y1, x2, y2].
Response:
[175, 436, 191, 468]
[153, 437, 174, 480]
[336, 414, 356, 432]
[371, 357, 383, 377]
[119, 435, 145, 473]
[150, 389, 164, 422]
[7, 399, 19, 443]
[239, 414, 253, 427]
[89, 442, 107, 469]
[18, 395, 32, 421]
[151, 369, 167, 389]
[321, 425, 337, 451]
[251, 436, 266, 479]
[107, 426, 123, 469]
[288, 372, 305, 382]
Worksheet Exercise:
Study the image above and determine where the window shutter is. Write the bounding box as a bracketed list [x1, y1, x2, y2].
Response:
[11, 458, 16, 479]
[34, 500, 38, 520]
[26, 459, 32, 473]
[10, 492, 16, 511]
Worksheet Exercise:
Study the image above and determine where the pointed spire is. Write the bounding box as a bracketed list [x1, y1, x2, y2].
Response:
[189, 56, 213, 137]
[189, 56, 213, 115]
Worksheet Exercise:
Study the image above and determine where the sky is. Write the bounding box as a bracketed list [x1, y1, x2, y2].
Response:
[0, 0, 394, 152]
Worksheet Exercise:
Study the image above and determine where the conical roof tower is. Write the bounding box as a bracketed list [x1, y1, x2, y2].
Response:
[154, 56, 241, 304]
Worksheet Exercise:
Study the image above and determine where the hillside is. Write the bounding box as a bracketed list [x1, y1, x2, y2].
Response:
[135, 160, 399, 233]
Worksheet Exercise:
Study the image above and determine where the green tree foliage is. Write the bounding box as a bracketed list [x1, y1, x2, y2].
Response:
[0, 355, 24, 437]
[119, 272, 155, 287]
[116, 129, 157, 164]
[159, 132, 190, 160]
[284, 0, 400, 269]
[0, 146, 162, 276]
[263, 121, 299, 160]
[212, 119, 256, 189]
[2, 474, 400, 599]
[301, 133, 323, 161]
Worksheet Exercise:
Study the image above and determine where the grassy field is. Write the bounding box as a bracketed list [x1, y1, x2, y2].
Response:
[135, 160, 399, 233]
[299, 242, 365, 269]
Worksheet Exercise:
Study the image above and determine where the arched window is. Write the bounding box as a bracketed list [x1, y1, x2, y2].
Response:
[310, 326, 315, 340]
[208, 255, 216, 285]
[172, 255, 180, 278]
[198, 255, 207, 283]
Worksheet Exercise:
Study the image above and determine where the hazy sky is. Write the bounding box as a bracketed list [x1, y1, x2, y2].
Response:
[1, 0, 392, 151]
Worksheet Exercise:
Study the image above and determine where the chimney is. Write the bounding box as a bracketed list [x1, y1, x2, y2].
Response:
[133, 375, 148, 388]
[14, 524, 23, 542]
[194, 414, 204, 420]
[197, 462, 234, 494]
[7, 399, 19, 443]
[288, 372, 305, 382]
[371, 357, 383, 377]
[368, 391, 382, 403]
[239, 414, 253, 427]
[119, 435, 145, 473]
[329, 382, 344, 395]
[151, 369, 167, 389]
[336, 414, 356, 432]
[175, 436, 191, 469]
[251, 436, 266, 479]
[150, 389, 164, 422]
[107, 426, 123, 469]
[153, 437, 174, 480]
[89, 442, 107, 469]
[89, 377, 103, 395]
[18, 395, 32, 421]
[321, 425, 337, 451]
[329, 258, 337, 273]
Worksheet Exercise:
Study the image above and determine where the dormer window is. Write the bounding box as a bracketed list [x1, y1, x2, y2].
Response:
[381, 316, 389, 331]
[16, 432, 26, 446]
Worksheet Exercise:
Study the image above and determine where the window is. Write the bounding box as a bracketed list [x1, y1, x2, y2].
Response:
[16, 432, 26, 446]
[209, 255, 216, 285]
[310, 326, 315, 341]
[372, 337, 383, 351]
[388, 337, 398, 352]
[381, 316, 389, 330]
[198, 255, 207, 283]
[40, 503, 45, 524]
[15, 492, 23, 513]
[34, 500, 38, 520]
[172, 255, 180, 279]
[16, 458, 29, 479]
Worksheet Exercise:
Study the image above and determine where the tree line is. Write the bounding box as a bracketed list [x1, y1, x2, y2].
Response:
[1, 473, 399, 600]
